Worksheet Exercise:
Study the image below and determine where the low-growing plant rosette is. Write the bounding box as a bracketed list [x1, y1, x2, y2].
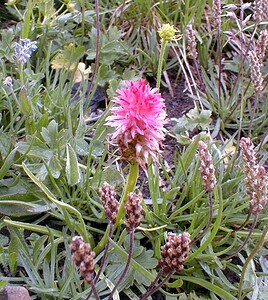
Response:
[106, 79, 167, 169]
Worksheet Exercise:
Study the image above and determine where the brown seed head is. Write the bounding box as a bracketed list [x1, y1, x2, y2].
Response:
[197, 141, 217, 192]
[125, 192, 143, 232]
[99, 182, 119, 224]
[159, 232, 191, 273]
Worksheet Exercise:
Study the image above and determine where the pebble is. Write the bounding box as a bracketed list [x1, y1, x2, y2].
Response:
[0, 286, 30, 300]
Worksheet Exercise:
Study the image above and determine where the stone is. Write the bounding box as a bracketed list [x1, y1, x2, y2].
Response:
[0, 286, 30, 300]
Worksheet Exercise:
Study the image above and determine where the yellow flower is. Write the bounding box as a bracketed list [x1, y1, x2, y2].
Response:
[158, 24, 176, 41]
[7, 0, 16, 5]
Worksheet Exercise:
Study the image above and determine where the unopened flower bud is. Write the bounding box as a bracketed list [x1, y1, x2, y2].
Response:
[70, 236, 95, 284]
[99, 182, 119, 224]
[67, 2, 76, 12]
[125, 192, 143, 232]
[3, 76, 13, 89]
[197, 141, 217, 192]
[240, 137, 268, 214]
[159, 232, 191, 273]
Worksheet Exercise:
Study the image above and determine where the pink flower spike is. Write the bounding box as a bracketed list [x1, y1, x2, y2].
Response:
[106, 79, 166, 168]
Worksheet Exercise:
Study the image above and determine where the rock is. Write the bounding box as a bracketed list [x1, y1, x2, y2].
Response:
[0, 286, 30, 300]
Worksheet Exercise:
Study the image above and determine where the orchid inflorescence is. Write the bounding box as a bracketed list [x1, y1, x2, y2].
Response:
[106, 79, 166, 169]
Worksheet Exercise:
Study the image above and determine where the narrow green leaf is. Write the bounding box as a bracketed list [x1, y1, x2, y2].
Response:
[0, 200, 38, 217]
[8, 235, 18, 275]
[66, 143, 81, 186]
[22, 163, 89, 242]
[19, 87, 33, 116]
[4, 219, 63, 238]
[178, 276, 236, 300]
[0, 147, 17, 180]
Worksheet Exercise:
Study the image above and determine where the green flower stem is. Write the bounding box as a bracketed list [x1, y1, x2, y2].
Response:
[94, 162, 139, 254]
[238, 222, 268, 300]
[19, 62, 24, 87]
[116, 162, 139, 227]
[156, 39, 167, 90]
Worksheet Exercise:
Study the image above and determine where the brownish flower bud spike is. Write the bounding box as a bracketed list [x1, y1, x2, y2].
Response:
[99, 182, 119, 224]
[256, 29, 268, 66]
[70, 236, 96, 284]
[125, 192, 143, 232]
[197, 141, 217, 192]
[240, 137, 268, 214]
[251, 166, 268, 213]
[159, 232, 191, 273]
[185, 23, 198, 59]
[253, 0, 268, 22]
[248, 50, 263, 93]
[212, 0, 222, 27]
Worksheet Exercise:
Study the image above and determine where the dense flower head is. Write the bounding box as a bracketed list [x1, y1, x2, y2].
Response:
[197, 141, 217, 192]
[125, 192, 143, 232]
[70, 236, 96, 284]
[13, 38, 38, 64]
[159, 232, 191, 273]
[185, 23, 198, 59]
[158, 24, 176, 41]
[106, 79, 166, 168]
[99, 182, 119, 224]
[240, 137, 268, 213]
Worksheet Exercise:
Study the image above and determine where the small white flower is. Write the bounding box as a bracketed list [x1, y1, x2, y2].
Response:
[13, 38, 38, 64]
[3, 76, 13, 88]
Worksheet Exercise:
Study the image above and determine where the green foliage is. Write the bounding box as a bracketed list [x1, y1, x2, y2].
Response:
[172, 108, 212, 145]
[0, 1, 267, 300]
[106, 235, 158, 291]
